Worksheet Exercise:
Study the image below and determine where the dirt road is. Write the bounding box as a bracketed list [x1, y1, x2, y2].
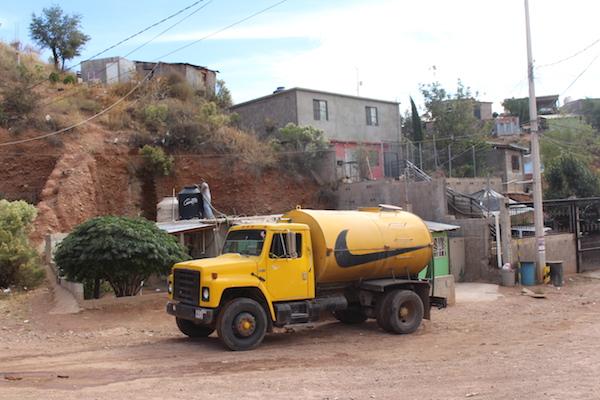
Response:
[1, 277, 600, 400]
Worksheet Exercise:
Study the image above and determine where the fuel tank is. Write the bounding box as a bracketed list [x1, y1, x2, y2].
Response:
[284, 208, 433, 284]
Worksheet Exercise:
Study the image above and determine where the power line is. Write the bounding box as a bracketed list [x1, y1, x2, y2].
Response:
[27, 0, 206, 91]
[0, 0, 291, 147]
[40, 0, 215, 108]
[537, 36, 600, 68]
[560, 52, 600, 96]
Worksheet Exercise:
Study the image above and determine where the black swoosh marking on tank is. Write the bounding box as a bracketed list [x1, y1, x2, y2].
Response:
[334, 229, 429, 268]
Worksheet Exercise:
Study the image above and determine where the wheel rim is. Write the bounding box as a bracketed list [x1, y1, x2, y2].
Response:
[398, 302, 415, 324]
[233, 312, 257, 338]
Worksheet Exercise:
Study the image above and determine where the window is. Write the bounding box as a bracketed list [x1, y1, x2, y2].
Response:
[433, 236, 446, 258]
[313, 99, 328, 121]
[269, 232, 302, 259]
[511, 155, 521, 171]
[366, 106, 378, 126]
[222, 230, 266, 256]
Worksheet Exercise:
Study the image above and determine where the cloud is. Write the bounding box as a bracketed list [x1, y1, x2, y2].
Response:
[204, 0, 600, 109]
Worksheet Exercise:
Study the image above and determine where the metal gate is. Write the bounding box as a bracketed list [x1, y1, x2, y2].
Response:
[510, 197, 600, 272]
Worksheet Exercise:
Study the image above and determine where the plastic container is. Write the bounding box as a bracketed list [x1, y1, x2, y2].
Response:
[178, 186, 203, 220]
[519, 261, 536, 286]
[547, 261, 564, 287]
[501, 269, 515, 287]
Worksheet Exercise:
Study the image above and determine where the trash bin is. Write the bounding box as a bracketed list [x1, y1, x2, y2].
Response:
[547, 260, 564, 287]
[519, 261, 536, 286]
[501, 269, 515, 287]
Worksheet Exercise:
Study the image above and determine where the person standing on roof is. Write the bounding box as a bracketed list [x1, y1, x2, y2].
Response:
[199, 179, 215, 219]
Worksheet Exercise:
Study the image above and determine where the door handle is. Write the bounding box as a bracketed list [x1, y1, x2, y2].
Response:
[302, 272, 308, 280]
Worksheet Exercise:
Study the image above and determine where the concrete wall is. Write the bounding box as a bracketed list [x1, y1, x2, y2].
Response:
[135, 62, 216, 96]
[445, 177, 502, 196]
[445, 217, 494, 282]
[81, 57, 135, 84]
[295, 89, 401, 143]
[231, 90, 298, 138]
[449, 237, 466, 282]
[486, 149, 525, 193]
[511, 233, 577, 275]
[335, 178, 447, 221]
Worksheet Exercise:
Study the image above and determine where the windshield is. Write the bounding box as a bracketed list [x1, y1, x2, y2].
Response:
[222, 229, 266, 256]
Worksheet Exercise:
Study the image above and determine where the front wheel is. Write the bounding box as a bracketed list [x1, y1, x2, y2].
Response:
[217, 298, 268, 351]
[176, 317, 215, 338]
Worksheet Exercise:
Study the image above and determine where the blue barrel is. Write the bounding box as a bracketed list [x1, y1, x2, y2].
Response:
[520, 262, 536, 286]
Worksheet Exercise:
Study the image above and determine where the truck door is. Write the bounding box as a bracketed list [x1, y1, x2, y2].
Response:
[266, 231, 309, 301]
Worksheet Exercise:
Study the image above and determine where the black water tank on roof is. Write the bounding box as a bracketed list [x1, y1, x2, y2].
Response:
[178, 186, 203, 220]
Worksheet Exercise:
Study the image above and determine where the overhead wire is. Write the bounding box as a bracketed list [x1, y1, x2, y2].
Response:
[26, 0, 207, 91]
[0, 0, 291, 147]
[40, 0, 215, 108]
[560, 52, 600, 96]
[537, 36, 600, 68]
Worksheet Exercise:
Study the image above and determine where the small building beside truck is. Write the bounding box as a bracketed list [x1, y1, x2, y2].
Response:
[166, 206, 446, 350]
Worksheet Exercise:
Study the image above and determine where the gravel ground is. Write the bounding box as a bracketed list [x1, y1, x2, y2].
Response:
[1, 276, 600, 400]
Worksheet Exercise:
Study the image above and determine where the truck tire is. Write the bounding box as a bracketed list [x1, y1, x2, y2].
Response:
[217, 298, 268, 351]
[375, 292, 394, 332]
[333, 307, 368, 324]
[381, 290, 424, 334]
[176, 317, 215, 338]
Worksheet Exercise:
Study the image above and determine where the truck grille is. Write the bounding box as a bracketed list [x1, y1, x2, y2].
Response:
[173, 269, 200, 305]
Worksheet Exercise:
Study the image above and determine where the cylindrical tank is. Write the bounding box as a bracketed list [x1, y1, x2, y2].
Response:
[156, 197, 178, 223]
[178, 186, 203, 220]
[284, 208, 433, 284]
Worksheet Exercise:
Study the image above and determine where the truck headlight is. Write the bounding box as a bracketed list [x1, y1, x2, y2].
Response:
[168, 280, 173, 294]
[201, 287, 210, 301]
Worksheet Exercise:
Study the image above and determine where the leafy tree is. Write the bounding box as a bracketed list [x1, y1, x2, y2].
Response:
[270, 123, 329, 171]
[581, 99, 600, 131]
[139, 145, 174, 176]
[544, 153, 600, 199]
[213, 79, 233, 109]
[55, 216, 190, 297]
[0, 200, 42, 288]
[409, 96, 423, 142]
[29, 5, 90, 71]
[502, 97, 529, 126]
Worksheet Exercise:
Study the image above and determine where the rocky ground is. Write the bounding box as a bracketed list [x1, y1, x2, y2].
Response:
[1, 276, 600, 400]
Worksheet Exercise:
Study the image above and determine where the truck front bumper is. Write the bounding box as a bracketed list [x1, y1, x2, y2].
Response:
[166, 302, 215, 324]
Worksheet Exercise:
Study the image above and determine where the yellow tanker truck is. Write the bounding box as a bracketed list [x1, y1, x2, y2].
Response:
[166, 206, 446, 350]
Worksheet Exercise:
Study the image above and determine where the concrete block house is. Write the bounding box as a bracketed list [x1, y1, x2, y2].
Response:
[230, 87, 402, 180]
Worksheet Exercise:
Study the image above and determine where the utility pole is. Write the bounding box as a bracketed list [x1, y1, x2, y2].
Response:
[472, 145, 476, 177]
[525, 0, 546, 280]
[448, 144, 452, 178]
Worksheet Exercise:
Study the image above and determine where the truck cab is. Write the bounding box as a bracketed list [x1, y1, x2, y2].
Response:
[167, 209, 442, 351]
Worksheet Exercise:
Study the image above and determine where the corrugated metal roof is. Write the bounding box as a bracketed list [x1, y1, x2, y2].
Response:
[425, 221, 461, 232]
[156, 220, 214, 234]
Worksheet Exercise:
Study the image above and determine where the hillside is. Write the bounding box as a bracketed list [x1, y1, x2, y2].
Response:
[0, 43, 328, 243]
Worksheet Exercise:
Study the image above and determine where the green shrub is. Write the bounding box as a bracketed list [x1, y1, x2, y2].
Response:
[15, 260, 45, 288]
[48, 71, 60, 83]
[63, 75, 76, 84]
[1, 65, 38, 125]
[139, 145, 174, 176]
[54, 216, 190, 297]
[0, 200, 40, 288]
[271, 123, 329, 172]
[142, 103, 168, 131]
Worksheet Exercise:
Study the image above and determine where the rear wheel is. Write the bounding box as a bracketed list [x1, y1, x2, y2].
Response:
[217, 298, 268, 351]
[375, 292, 395, 332]
[333, 307, 368, 324]
[176, 317, 215, 338]
[381, 290, 424, 334]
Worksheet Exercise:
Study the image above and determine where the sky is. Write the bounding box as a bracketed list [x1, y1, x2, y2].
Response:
[1, 0, 599, 113]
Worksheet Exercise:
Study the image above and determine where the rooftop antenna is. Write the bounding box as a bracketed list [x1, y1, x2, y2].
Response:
[355, 67, 362, 96]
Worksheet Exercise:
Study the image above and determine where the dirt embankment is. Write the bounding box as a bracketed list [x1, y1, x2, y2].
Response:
[1, 126, 327, 242]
